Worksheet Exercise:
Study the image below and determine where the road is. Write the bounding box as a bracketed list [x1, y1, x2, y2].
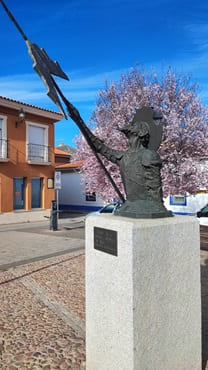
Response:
[0, 215, 85, 270]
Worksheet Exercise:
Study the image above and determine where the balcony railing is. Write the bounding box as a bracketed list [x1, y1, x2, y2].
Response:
[27, 143, 51, 163]
[0, 139, 8, 159]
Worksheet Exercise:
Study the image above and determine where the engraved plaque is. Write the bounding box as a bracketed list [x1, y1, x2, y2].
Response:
[94, 227, 117, 256]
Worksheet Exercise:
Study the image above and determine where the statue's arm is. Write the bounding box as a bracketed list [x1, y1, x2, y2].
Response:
[87, 131, 123, 164]
[62, 99, 123, 164]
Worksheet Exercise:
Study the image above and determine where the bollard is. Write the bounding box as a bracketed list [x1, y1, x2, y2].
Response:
[50, 200, 58, 231]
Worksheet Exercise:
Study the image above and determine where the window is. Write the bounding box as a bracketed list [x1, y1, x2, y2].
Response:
[85, 179, 97, 201]
[26, 122, 50, 163]
[86, 192, 96, 201]
[169, 195, 186, 206]
[0, 115, 8, 159]
[100, 204, 115, 213]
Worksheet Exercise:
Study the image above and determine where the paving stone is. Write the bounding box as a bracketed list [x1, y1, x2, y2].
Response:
[0, 252, 85, 369]
[1, 248, 208, 369]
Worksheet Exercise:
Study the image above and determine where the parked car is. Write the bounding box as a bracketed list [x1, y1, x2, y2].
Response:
[85, 203, 121, 219]
[197, 205, 208, 226]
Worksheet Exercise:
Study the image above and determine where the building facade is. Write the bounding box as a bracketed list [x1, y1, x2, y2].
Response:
[55, 160, 105, 212]
[0, 96, 62, 213]
[54, 148, 71, 165]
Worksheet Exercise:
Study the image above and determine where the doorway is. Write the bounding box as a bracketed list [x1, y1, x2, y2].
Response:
[32, 178, 42, 208]
[14, 177, 25, 210]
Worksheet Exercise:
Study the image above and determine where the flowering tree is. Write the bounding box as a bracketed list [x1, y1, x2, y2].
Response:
[75, 66, 208, 201]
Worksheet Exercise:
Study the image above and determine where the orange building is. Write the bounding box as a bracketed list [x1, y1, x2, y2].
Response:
[0, 96, 63, 213]
[54, 148, 71, 165]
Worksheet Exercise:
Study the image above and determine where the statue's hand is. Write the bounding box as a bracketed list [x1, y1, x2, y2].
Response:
[91, 135, 104, 151]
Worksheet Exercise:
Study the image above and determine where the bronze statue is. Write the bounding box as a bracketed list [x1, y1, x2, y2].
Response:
[87, 107, 172, 218]
[0, 1, 172, 218]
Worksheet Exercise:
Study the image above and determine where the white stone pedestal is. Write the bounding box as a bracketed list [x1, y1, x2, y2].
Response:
[86, 215, 201, 370]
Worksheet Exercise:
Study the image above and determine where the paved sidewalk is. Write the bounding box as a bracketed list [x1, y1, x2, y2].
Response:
[0, 209, 51, 225]
[0, 220, 208, 369]
[0, 250, 208, 369]
[0, 251, 86, 369]
[0, 217, 85, 270]
[0, 209, 87, 226]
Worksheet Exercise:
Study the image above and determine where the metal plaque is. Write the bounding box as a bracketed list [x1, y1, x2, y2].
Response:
[94, 227, 117, 256]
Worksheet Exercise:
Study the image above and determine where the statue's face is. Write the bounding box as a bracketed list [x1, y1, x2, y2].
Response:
[128, 132, 150, 149]
[141, 133, 150, 148]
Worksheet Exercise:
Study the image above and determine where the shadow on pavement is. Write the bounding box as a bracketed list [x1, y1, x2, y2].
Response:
[59, 211, 87, 219]
[0, 252, 83, 286]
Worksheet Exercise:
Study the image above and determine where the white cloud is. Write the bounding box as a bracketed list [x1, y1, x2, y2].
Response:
[0, 66, 128, 108]
[1, 57, 208, 111]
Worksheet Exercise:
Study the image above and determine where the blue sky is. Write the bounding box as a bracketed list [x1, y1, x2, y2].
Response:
[0, 0, 208, 147]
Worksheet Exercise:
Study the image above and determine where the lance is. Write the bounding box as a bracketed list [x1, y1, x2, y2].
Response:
[0, 0, 125, 202]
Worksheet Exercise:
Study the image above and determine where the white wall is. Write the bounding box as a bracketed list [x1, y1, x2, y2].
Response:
[164, 193, 208, 215]
[58, 169, 208, 215]
[164, 159, 208, 215]
[58, 171, 105, 211]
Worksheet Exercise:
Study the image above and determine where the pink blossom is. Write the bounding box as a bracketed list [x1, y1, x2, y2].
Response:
[75, 66, 208, 200]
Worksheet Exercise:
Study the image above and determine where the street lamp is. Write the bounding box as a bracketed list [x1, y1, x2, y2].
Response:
[16, 108, 26, 127]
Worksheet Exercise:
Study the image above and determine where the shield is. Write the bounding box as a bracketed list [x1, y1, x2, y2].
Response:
[131, 107, 163, 151]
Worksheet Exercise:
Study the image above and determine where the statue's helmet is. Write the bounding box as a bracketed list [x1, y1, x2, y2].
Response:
[120, 120, 150, 138]
[119, 107, 163, 151]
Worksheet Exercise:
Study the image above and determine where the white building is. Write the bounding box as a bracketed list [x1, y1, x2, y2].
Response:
[164, 158, 208, 216]
[164, 192, 208, 216]
[55, 149, 208, 216]
[55, 161, 105, 212]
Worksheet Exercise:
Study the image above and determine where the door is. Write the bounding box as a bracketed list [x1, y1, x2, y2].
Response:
[14, 178, 25, 210]
[32, 178, 42, 208]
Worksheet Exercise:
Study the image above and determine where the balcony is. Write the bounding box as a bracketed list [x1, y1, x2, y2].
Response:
[27, 143, 51, 164]
[0, 139, 9, 161]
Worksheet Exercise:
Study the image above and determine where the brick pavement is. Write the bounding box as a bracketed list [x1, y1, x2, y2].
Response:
[0, 241, 208, 369]
[0, 251, 85, 369]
